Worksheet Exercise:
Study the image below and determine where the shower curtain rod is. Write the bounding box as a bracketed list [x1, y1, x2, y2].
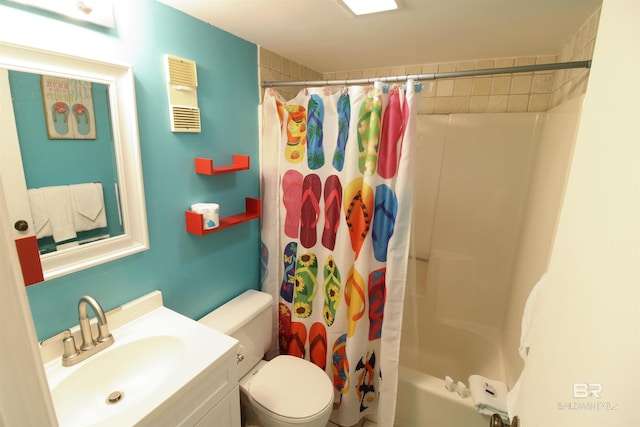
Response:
[261, 60, 591, 88]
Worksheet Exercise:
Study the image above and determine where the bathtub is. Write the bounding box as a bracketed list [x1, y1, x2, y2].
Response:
[394, 366, 489, 427]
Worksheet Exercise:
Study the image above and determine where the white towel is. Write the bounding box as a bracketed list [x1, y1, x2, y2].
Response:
[519, 273, 547, 360]
[71, 182, 107, 231]
[469, 374, 509, 422]
[506, 376, 522, 419]
[507, 273, 548, 419]
[41, 186, 77, 243]
[27, 188, 52, 238]
[56, 241, 79, 251]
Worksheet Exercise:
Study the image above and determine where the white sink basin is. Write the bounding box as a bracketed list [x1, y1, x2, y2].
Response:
[51, 336, 185, 424]
[44, 305, 238, 427]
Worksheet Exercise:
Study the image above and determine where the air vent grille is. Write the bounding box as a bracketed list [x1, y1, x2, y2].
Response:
[170, 107, 201, 132]
[167, 56, 198, 87]
[164, 54, 200, 133]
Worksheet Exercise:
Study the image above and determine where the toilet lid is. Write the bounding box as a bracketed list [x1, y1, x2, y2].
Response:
[250, 355, 333, 419]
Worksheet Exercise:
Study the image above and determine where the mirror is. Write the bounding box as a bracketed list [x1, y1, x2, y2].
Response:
[6, 71, 124, 255]
[0, 41, 148, 282]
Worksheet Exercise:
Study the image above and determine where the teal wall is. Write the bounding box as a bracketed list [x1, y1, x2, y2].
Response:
[1, 1, 260, 340]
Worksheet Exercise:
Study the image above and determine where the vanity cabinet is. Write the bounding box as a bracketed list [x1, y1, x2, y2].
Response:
[194, 386, 241, 426]
[138, 347, 241, 426]
[185, 154, 260, 235]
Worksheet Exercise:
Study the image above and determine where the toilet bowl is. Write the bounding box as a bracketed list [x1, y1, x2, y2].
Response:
[242, 357, 332, 427]
[199, 290, 334, 427]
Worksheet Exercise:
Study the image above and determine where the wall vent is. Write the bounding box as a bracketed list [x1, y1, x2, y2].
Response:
[164, 54, 201, 132]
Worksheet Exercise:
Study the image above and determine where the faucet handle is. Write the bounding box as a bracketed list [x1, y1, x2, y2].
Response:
[62, 332, 80, 363]
[97, 323, 113, 343]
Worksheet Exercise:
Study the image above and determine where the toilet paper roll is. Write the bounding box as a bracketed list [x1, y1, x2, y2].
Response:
[191, 203, 220, 230]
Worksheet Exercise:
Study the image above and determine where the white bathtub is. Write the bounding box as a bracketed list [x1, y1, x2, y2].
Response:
[394, 366, 489, 427]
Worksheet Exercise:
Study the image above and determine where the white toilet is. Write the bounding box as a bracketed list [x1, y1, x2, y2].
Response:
[199, 290, 333, 427]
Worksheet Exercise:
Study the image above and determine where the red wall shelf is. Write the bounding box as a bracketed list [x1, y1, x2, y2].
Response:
[195, 154, 250, 175]
[186, 198, 260, 236]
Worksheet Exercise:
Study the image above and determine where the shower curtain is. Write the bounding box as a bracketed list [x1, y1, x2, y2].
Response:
[260, 81, 417, 427]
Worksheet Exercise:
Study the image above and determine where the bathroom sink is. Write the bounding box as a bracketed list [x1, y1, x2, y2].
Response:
[43, 304, 238, 427]
[51, 336, 185, 425]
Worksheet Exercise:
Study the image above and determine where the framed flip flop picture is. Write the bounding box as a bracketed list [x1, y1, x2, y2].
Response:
[41, 75, 96, 139]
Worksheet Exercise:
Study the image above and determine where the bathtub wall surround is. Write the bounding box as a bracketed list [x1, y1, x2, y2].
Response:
[399, 52, 590, 396]
[0, 1, 260, 341]
[500, 96, 584, 387]
[401, 112, 541, 385]
[396, 80, 586, 427]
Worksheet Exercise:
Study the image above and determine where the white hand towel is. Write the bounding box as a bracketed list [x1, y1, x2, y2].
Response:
[507, 272, 548, 419]
[71, 182, 107, 231]
[41, 186, 77, 243]
[27, 188, 52, 238]
[519, 273, 547, 360]
[468, 375, 509, 421]
[506, 375, 522, 419]
[56, 241, 79, 251]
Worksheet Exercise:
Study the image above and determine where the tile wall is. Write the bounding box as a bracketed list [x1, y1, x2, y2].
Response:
[258, 7, 600, 113]
[550, 7, 601, 108]
[258, 48, 323, 101]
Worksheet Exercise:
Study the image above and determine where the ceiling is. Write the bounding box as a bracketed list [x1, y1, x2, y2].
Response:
[156, 0, 601, 73]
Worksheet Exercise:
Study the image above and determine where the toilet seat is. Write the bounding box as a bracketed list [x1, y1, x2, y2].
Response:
[249, 355, 333, 419]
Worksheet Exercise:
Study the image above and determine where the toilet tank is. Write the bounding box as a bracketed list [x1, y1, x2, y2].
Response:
[198, 290, 273, 378]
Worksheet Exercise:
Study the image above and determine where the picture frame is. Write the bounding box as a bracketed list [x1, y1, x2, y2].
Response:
[41, 75, 96, 139]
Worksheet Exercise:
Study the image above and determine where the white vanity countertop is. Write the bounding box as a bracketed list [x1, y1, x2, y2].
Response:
[41, 291, 238, 427]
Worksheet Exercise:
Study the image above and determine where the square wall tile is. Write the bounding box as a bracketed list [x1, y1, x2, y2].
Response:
[511, 75, 533, 94]
[472, 77, 492, 96]
[469, 96, 489, 113]
[454, 78, 473, 96]
[491, 76, 511, 95]
[436, 79, 455, 97]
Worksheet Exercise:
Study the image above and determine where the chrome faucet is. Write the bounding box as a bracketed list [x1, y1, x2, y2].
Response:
[62, 296, 115, 367]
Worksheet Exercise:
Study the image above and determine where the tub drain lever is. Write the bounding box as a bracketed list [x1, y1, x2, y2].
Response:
[456, 380, 470, 398]
[444, 375, 456, 392]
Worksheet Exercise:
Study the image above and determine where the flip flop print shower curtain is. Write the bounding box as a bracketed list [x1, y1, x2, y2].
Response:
[261, 81, 417, 427]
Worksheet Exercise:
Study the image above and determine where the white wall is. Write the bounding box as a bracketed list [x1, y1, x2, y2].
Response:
[516, 1, 640, 425]
[0, 175, 57, 425]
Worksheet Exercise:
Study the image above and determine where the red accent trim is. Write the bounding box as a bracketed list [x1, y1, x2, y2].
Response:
[186, 198, 260, 235]
[194, 154, 250, 175]
[15, 236, 44, 286]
